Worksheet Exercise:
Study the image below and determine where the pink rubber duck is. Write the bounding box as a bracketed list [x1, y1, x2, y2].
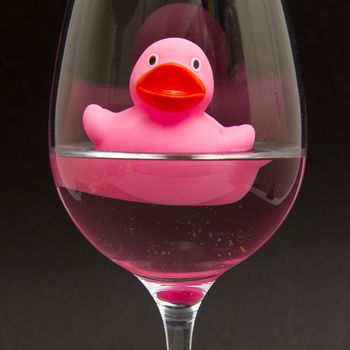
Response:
[83, 38, 255, 153]
[52, 38, 269, 206]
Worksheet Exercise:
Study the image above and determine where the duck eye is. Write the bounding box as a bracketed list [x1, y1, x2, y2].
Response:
[191, 58, 201, 71]
[148, 54, 158, 67]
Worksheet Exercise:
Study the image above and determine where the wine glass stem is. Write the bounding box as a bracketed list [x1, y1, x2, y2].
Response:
[158, 304, 200, 350]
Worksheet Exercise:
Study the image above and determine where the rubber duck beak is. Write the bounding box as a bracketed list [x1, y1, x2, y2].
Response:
[136, 63, 206, 112]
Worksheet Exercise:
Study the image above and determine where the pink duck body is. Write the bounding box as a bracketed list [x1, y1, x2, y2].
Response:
[83, 104, 255, 153]
[52, 38, 268, 206]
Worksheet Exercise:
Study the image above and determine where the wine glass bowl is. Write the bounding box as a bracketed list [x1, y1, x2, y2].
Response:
[50, 0, 306, 348]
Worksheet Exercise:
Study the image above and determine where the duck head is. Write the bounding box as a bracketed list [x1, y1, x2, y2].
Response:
[130, 38, 214, 118]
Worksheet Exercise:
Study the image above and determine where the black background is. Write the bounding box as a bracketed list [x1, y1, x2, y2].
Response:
[1, 1, 350, 349]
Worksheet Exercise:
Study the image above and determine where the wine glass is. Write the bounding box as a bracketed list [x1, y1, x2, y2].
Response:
[49, 1, 306, 349]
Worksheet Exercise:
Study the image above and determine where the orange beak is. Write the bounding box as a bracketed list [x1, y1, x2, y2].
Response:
[136, 63, 206, 112]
